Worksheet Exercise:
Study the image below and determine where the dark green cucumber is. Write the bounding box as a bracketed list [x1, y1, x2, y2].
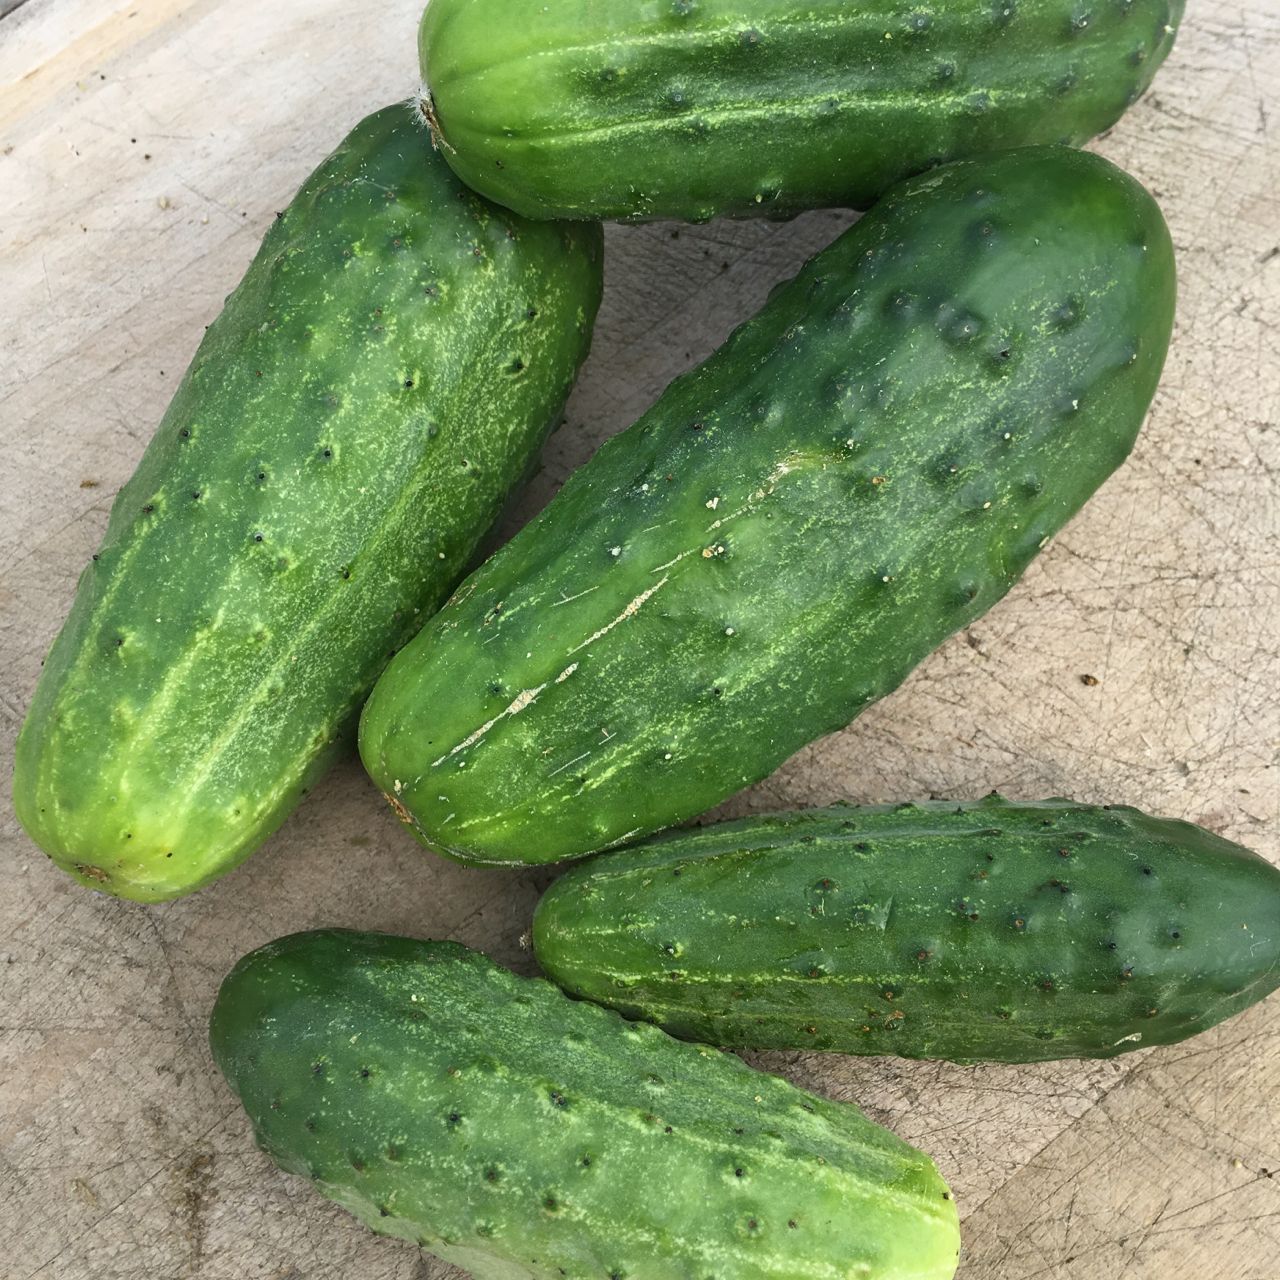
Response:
[418, 0, 1183, 221]
[533, 798, 1280, 1064]
[210, 929, 961, 1279]
[12, 104, 602, 902]
[359, 147, 1175, 867]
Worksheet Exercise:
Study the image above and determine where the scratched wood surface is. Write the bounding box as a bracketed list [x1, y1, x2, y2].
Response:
[1, 1, 1276, 1277]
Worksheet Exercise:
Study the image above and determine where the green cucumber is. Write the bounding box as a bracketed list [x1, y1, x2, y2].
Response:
[210, 929, 961, 1279]
[12, 104, 602, 902]
[359, 146, 1175, 868]
[533, 798, 1280, 1064]
[418, 0, 1184, 221]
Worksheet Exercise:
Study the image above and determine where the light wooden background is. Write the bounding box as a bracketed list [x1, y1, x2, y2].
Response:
[1, 1, 1277, 1277]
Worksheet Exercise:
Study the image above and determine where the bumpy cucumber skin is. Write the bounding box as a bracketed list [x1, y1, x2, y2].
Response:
[210, 930, 961, 1280]
[533, 798, 1280, 1064]
[418, 0, 1184, 221]
[359, 147, 1175, 868]
[12, 105, 602, 902]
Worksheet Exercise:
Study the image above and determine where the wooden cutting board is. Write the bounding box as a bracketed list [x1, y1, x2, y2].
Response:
[1, 1, 1276, 1276]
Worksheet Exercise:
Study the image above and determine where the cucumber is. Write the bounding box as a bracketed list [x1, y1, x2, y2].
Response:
[11, 104, 602, 902]
[210, 929, 961, 1279]
[359, 147, 1175, 868]
[417, 0, 1184, 221]
[533, 798, 1280, 1064]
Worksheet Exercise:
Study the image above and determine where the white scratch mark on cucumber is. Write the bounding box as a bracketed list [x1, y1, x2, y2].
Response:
[651, 549, 694, 573]
[762, 449, 831, 490]
[430, 681, 548, 767]
[568, 577, 668, 654]
[548, 750, 592, 779]
[442, 578, 478, 606]
[767, 456, 799, 484]
[555, 662, 579, 683]
[704, 503, 751, 533]
[702, 464, 790, 534]
[552, 585, 600, 607]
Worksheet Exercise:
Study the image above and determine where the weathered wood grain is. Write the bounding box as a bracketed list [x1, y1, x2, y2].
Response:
[0, 1, 1275, 1277]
